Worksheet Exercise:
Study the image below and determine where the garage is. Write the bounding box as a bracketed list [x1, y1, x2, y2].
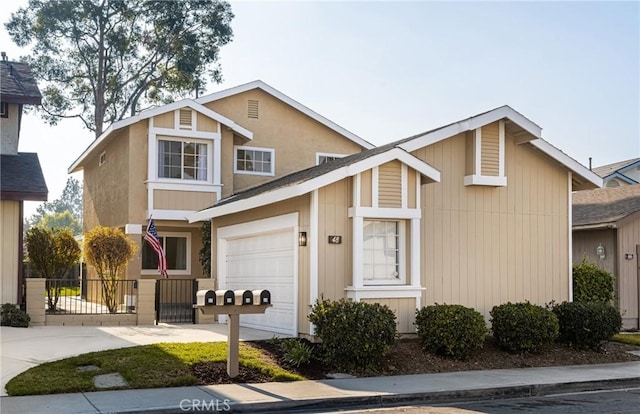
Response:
[217, 213, 298, 336]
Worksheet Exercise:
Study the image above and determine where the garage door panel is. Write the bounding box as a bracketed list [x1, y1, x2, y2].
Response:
[223, 228, 295, 335]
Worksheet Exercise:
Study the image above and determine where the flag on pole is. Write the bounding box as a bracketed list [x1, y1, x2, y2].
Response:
[144, 218, 168, 278]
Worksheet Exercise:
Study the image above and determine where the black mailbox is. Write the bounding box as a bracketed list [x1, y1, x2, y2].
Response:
[252, 289, 271, 305]
[234, 290, 253, 305]
[196, 290, 216, 306]
[216, 289, 235, 305]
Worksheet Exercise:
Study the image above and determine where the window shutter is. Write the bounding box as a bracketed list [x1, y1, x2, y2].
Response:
[179, 109, 193, 129]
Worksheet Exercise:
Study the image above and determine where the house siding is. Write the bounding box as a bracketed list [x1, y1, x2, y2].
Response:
[0, 200, 20, 304]
[413, 131, 570, 320]
[572, 229, 616, 276]
[153, 190, 216, 211]
[617, 211, 640, 329]
[362, 298, 415, 333]
[127, 121, 149, 224]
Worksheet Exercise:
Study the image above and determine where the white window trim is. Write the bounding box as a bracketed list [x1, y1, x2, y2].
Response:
[316, 152, 347, 165]
[234, 145, 275, 176]
[156, 136, 212, 183]
[141, 231, 192, 276]
[362, 220, 406, 286]
[99, 151, 106, 166]
[175, 108, 196, 131]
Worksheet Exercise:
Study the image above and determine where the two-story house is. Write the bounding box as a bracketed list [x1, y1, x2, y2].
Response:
[0, 54, 48, 305]
[189, 106, 602, 336]
[68, 81, 373, 284]
[592, 158, 640, 187]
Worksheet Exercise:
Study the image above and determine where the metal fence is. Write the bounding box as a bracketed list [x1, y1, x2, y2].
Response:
[44, 279, 137, 314]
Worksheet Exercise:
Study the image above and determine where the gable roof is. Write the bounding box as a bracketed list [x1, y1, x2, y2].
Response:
[187, 143, 440, 222]
[68, 99, 253, 173]
[397, 105, 602, 189]
[196, 80, 375, 150]
[0, 59, 42, 105]
[1, 153, 48, 201]
[592, 157, 640, 180]
[573, 185, 640, 228]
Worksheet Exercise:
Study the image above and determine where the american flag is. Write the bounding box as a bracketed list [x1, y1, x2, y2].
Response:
[144, 218, 168, 278]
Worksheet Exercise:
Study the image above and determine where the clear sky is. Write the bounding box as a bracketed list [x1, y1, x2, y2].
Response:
[1, 1, 639, 218]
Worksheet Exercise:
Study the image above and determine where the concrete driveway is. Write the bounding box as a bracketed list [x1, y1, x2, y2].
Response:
[0, 323, 280, 396]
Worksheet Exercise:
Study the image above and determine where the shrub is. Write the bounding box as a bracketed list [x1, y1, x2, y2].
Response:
[552, 301, 622, 350]
[415, 304, 487, 360]
[308, 299, 397, 372]
[490, 302, 559, 353]
[1, 303, 31, 328]
[282, 339, 313, 367]
[572, 257, 614, 303]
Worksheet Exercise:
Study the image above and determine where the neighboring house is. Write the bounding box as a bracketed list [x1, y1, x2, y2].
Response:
[0, 54, 47, 305]
[572, 185, 640, 330]
[592, 158, 640, 187]
[188, 105, 602, 336]
[68, 81, 373, 282]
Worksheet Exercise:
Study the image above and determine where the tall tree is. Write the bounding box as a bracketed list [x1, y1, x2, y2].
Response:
[25, 177, 83, 235]
[6, 0, 234, 137]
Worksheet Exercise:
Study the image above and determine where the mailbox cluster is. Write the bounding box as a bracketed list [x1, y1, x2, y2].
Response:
[196, 289, 271, 307]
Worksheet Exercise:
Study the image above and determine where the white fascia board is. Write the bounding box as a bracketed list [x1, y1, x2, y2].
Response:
[187, 147, 441, 223]
[196, 80, 374, 150]
[399, 105, 543, 153]
[529, 139, 603, 188]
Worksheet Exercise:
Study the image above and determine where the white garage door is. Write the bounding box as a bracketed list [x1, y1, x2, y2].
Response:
[222, 229, 296, 335]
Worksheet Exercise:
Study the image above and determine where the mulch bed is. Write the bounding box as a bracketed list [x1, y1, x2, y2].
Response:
[190, 337, 640, 385]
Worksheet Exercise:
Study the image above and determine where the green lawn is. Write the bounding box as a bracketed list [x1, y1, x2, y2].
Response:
[58, 286, 80, 296]
[612, 333, 640, 346]
[5, 342, 304, 396]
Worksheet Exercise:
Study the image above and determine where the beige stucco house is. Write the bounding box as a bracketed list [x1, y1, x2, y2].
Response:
[68, 81, 373, 284]
[1, 57, 47, 305]
[188, 106, 602, 336]
[573, 185, 640, 330]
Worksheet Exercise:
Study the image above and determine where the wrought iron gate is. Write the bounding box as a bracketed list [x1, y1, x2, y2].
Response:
[155, 279, 196, 324]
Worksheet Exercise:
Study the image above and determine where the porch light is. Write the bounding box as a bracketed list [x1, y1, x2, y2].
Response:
[298, 232, 307, 247]
[596, 244, 605, 259]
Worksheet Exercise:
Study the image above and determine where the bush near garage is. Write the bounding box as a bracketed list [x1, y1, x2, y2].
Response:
[308, 299, 397, 372]
[490, 302, 559, 353]
[551, 301, 622, 351]
[415, 304, 487, 361]
[572, 257, 615, 304]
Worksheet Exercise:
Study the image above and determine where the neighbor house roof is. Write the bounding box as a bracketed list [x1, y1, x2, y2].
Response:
[573, 185, 640, 229]
[0, 59, 42, 105]
[397, 105, 602, 189]
[0, 153, 48, 201]
[591, 158, 640, 184]
[196, 80, 375, 150]
[68, 99, 253, 173]
[188, 142, 440, 222]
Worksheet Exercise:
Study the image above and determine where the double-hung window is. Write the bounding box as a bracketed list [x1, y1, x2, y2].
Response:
[234, 146, 274, 175]
[142, 233, 189, 274]
[363, 220, 403, 285]
[158, 139, 208, 181]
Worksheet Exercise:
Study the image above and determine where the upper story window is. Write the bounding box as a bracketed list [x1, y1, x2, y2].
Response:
[363, 220, 404, 285]
[316, 153, 346, 165]
[0, 102, 8, 118]
[234, 146, 274, 176]
[158, 139, 207, 181]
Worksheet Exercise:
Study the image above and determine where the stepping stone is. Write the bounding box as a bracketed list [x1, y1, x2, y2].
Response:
[325, 373, 356, 379]
[93, 373, 128, 389]
[76, 365, 100, 372]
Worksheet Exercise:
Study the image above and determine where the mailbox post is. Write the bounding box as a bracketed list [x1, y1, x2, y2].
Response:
[194, 289, 271, 378]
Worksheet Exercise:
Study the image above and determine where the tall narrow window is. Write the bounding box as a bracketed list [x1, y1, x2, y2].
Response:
[158, 140, 207, 181]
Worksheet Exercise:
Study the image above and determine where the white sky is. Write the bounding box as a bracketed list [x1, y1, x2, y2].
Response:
[1, 1, 639, 218]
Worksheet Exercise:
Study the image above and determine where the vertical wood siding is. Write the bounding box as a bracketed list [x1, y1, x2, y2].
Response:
[0, 200, 20, 304]
[196, 113, 219, 133]
[153, 112, 174, 129]
[481, 122, 500, 176]
[378, 161, 402, 208]
[153, 190, 216, 211]
[361, 298, 416, 333]
[360, 169, 373, 207]
[413, 131, 569, 321]
[617, 212, 640, 329]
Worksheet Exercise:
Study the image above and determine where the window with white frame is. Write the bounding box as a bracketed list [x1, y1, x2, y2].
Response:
[142, 233, 189, 273]
[158, 139, 208, 181]
[363, 220, 403, 285]
[234, 146, 274, 175]
[316, 153, 346, 165]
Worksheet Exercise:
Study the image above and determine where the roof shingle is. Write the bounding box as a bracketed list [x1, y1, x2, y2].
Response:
[0, 60, 42, 105]
[0, 153, 48, 201]
[572, 185, 640, 227]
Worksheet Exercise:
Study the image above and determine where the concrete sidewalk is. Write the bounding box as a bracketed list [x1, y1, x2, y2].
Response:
[1, 361, 639, 413]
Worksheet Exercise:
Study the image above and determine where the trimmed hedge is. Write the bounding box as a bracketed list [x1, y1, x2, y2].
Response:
[490, 302, 558, 353]
[415, 304, 487, 360]
[573, 258, 614, 303]
[308, 299, 397, 372]
[552, 301, 622, 350]
[0, 303, 30, 328]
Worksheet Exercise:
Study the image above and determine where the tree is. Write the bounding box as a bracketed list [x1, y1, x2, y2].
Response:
[39, 211, 82, 236]
[25, 227, 81, 312]
[84, 226, 136, 313]
[6, 0, 234, 138]
[198, 221, 211, 277]
[25, 177, 83, 235]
